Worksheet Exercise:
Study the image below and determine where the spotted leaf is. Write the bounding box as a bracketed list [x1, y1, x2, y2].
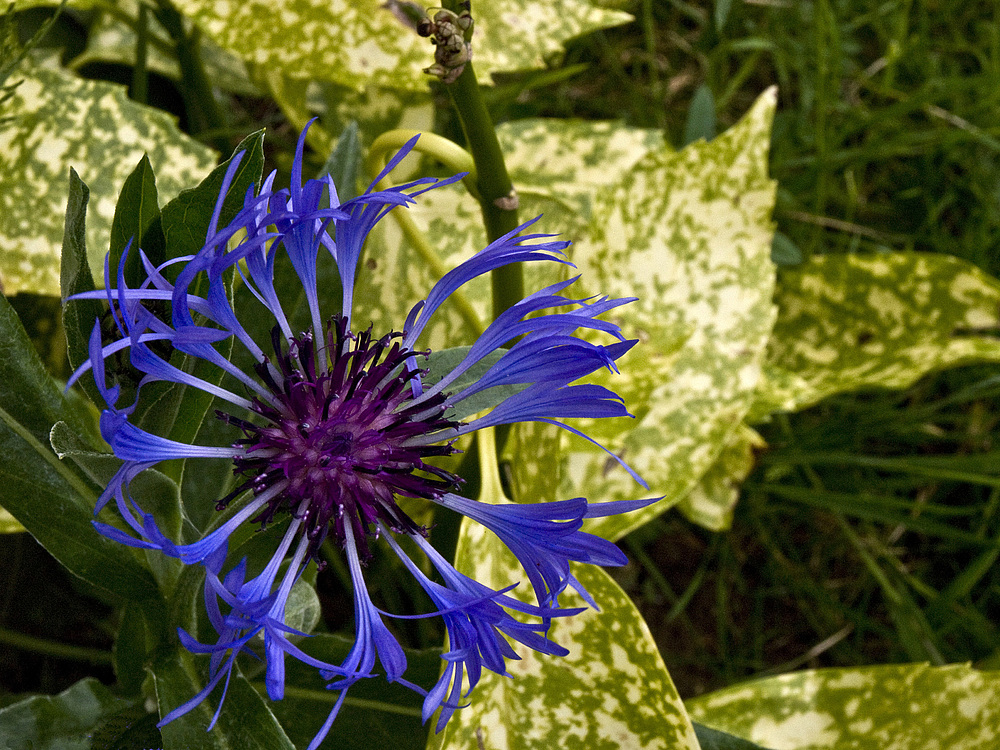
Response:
[750, 251, 1000, 421]
[427, 518, 699, 750]
[686, 663, 1000, 750]
[569, 87, 778, 541]
[169, 0, 631, 91]
[0, 58, 215, 296]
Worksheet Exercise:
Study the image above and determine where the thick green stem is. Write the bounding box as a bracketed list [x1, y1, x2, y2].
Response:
[444, 61, 522, 319]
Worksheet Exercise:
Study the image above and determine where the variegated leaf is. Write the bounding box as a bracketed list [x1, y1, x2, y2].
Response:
[170, 0, 631, 91]
[0, 57, 215, 296]
[427, 519, 699, 750]
[686, 663, 1000, 750]
[676, 423, 765, 532]
[749, 251, 1000, 421]
[569, 87, 778, 541]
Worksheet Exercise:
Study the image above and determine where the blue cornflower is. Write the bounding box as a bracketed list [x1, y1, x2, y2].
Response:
[70, 125, 650, 748]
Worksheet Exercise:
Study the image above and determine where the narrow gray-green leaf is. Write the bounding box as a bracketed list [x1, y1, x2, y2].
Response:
[59, 167, 104, 410]
[109, 153, 164, 289]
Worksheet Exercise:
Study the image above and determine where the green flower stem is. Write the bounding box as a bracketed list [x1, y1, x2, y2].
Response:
[446, 60, 523, 321]
[0, 626, 113, 665]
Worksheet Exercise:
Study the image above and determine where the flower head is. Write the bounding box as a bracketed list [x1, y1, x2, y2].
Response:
[71, 124, 649, 747]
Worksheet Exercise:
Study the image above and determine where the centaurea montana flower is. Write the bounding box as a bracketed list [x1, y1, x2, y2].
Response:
[70, 126, 651, 748]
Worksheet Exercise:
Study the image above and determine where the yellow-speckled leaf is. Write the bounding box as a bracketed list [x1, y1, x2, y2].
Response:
[0, 507, 26, 533]
[568, 88, 778, 541]
[428, 519, 699, 750]
[677, 423, 765, 532]
[170, 0, 631, 90]
[686, 663, 1000, 750]
[0, 58, 215, 296]
[750, 252, 1000, 421]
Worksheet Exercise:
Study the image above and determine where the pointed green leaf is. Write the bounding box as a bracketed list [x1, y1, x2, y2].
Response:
[0, 294, 157, 599]
[110, 153, 165, 289]
[0, 677, 131, 750]
[152, 648, 295, 750]
[695, 722, 775, 750]
[170, 0, 630, 91]
[750, 251, 1000, 421]
[158, 129, 264, 263]
[686, 663, 1000, 750]
[0, 506, 25, 533]
[320, 121, 362, 202]
[59, 168, 105, 410]
[683, 83, 717, 146]
[0, 57, 215, 296]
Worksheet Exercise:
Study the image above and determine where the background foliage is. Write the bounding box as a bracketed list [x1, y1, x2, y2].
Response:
[2, 1, 1000, 749]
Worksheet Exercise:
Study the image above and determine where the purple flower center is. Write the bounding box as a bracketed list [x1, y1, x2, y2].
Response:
[217, 317, 461, 561]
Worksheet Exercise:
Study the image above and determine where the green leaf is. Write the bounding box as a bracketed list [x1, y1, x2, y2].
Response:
[750, 251, 1000, 421]
[321, 120, 362, 202]
[158, 129, 264, 263]
[0, 506, 25, 533]
[110, 153, 165, 289]
[126, 133, 263, 475]
[683, 83, 717, 146]
[695, 722, 775, 750]
[0, 677, 131, 750]
[422, 346, 520, 421]
[170, 0, 631, 91]
[113, 603, 149, 696]
[152, 647, 295, 750]
[429, 520, 700, 750]
[0, 294, 157, 599]
[59, 168, 105, 410]
[769, 231, 803, 266]
[266, 634, 438, 750]
[0, 56, 215, 296]
[568, 87, 778, 540]
[686, 663, 1000, 750]
[714, 0, 733, 32]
